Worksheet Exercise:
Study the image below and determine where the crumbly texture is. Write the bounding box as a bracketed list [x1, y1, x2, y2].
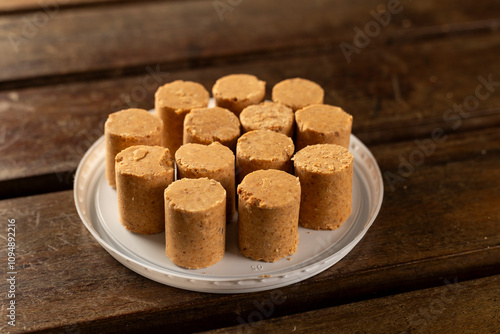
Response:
[164, 178, 226, 269]
[237, 169, 301, 262]
[293, 144, 353, 230]
[175, 142, 236, 222]
[239, 101, 294, 137]
[183, 107, 241, 151]
[212, 74, 266, 116]
[236, 130, 294, 183]
[272, 78, 324, 111]
[104, 108, 163, 187]
[295, 104, 353, 150]
[155, 80, 210, 154]
[115, 145, 174, 234]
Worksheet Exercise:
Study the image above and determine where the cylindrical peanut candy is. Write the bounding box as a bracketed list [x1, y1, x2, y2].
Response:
[236, 129, 294, 183]
[183, 106, 241, 152]
[295, 104, 353, 151]
[212, 74, 266, 116]
[239, 101, 294, 137]
[164, 178, 226, 269]
[155, 80, 209, 154]
[175, 142, 236, 223]
[115, 145, 174, 234]
[272, 77, 324, 112]
[105, 108, 163, 187]
[238, 169, 301, 262]
[293, 144, 353, 230]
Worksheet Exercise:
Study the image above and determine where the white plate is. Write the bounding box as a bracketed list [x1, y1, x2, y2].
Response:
[74, 124, 383, 294]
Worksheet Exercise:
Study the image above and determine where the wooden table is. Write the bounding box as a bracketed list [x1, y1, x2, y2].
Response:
[1, 1, 499, 333]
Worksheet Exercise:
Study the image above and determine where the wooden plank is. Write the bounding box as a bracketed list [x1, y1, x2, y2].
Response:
[0, 0, 120, 13]
[0, 0, 499, 84]
[1, 32, 500, 196]
[0, 0, 203, 14]
[0, 126, 498, 332]
[202, 275, 500, 334]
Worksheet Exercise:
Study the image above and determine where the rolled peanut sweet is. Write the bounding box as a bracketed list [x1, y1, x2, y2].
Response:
[295, 104, 353, 151]
[293, 144, 353, 230]
[155, 80, 210, 154]
[164, 178, 226, 269]
[238, 169, 301, 262]
[115, 145, 174, 234]
[212, 74, 266, 116]
[239, 101, 294, 137]
[175, 142, 236, 223]
[272, 77, 324, 111]
[236, 129, 294, 183]
[183, 106, 241, 152]
[104, 108, 163, 188]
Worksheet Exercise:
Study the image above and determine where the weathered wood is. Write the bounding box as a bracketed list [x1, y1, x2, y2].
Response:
[0, 0, 499, 84]
[1, 32, 500, 197]
[0, 126, 498, 333]
[202, 275, 500, 334]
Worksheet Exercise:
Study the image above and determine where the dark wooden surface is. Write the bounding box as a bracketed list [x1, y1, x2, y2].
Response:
[202, 274, 500, 334]
[0, 1, 499, 333]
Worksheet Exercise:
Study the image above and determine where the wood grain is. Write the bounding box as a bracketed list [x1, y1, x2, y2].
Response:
[0, 0, 499, 84]
[202, 275, 500, 334]
[1, 31, 500, 198]
[0, 126, 498, 333]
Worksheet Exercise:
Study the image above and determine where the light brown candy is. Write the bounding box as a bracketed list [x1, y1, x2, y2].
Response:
[164, 178, 226, 269]
[239, 101, 294, 137]
[236, 129, 294, 183]
[238, 169, 301, 262]
[293, 144, 353, 230]
[272, 78, 324, 111]
[104, 108, 163, 188]
[175, 142, 236, 223]
[295, 104, 353, 150]
[183, 106, 241, 152]
[115, 145, 174, 234]
[155, 80, 209, 154]
[212, 74, 266, 116]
